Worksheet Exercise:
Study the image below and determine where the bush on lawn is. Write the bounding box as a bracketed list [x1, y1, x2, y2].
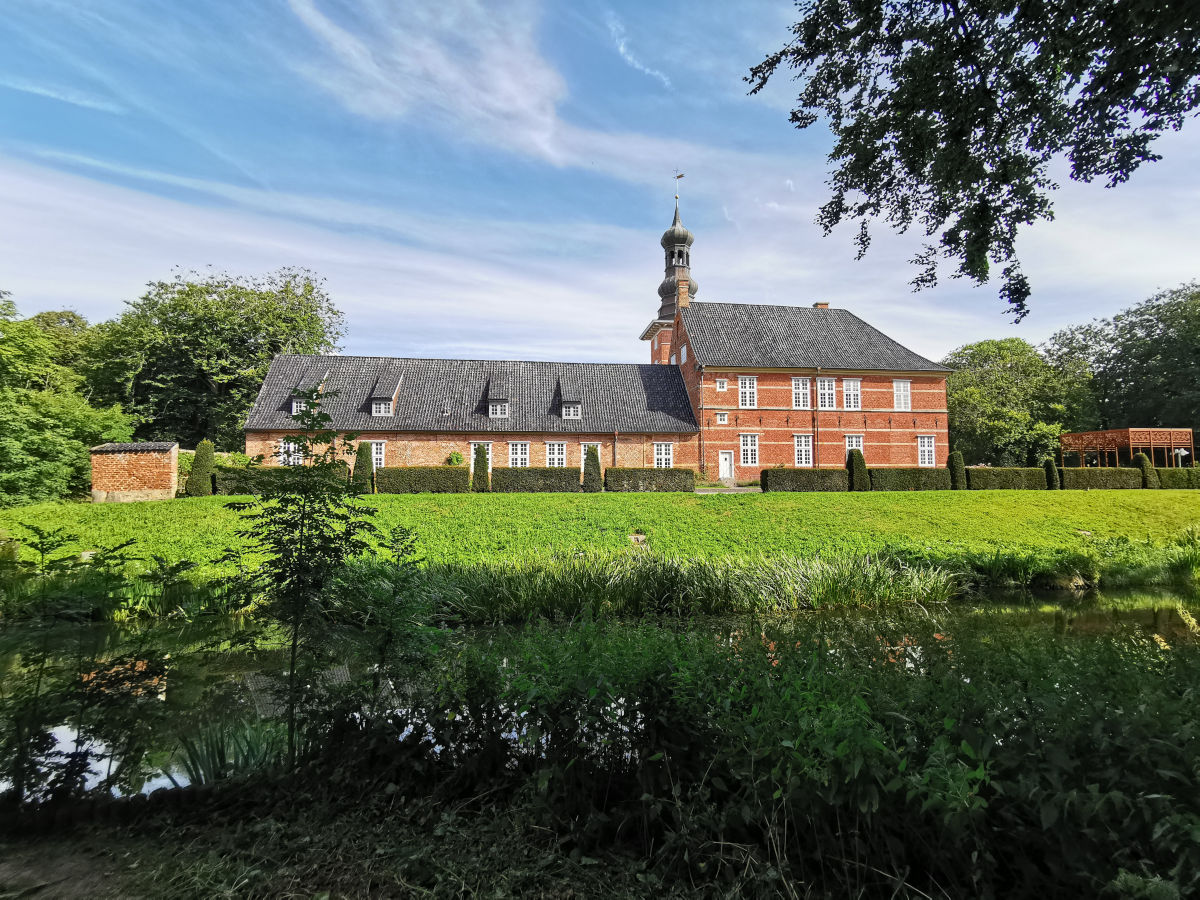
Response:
[966, 467, 1048, 490]
[760, 468, 849, 492]
[184, 440, 215, 497]
[492, 467, 582, 493]
[1133, 453, 1159, 489]
[869, 468, 952, 491]
[215, 461, 349, 495]
[583, 445, 603, 493]
[376, 466, 469, 494]
[847, 449, 870, 491]
[604, 468, 695, 492]
[350, 442, 374, 494]
[1157, 467, 1200, 489]
[948, 451, 966, 490]
[1060, 468, 1142, 490]
[1043, 458, 1061, 490]
[471, 445, 490, 493]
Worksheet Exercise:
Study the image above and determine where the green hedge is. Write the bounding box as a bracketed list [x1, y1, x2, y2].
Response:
[1060, 468, 1143, 490]
[760, 468, 849, 492]
[966, 467, 1049, 491]
[604, 467, 695, 492]
[214, 461, 349, 495]
[491, 467, 582, 493]
[847, 449, 870, 491]
[1043, 459, 1061, 490]
[868, 468, 952, 491]
[376, 466, 469, 494]
[948, 451, 966, 490]
[1157, 468, 1200, 489]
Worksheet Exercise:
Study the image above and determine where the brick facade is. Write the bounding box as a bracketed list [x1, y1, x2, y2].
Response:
[90, 443, 178, 502]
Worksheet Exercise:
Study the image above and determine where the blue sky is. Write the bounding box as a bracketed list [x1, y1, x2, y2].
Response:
[2, 0, 1198, 364]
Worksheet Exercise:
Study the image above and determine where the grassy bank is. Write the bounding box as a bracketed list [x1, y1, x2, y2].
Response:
[3, 491, 1199, 576]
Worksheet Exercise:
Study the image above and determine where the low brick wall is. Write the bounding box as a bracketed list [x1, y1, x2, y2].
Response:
[91, 442, 178, 502]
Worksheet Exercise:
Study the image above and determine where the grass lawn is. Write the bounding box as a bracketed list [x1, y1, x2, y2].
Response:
[2, 490, 1197, 578]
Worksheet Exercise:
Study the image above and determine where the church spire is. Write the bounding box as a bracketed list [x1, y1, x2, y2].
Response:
[655, 198, 698, 321]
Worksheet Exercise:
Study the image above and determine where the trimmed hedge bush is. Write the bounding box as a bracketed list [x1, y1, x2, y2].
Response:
[1157, 467, 1200, 489]
[185, 440, 215, 497]
[471, 445, 490, 493]
[1133, 453, 1159, 489]
[1060, 468, 1142, 490]
[350, 442, 374, 494]
[966, 467, 1049, 491]
[948, 451, 966, 490]
[215, 461, 349, 495]
[868, 468, 952, 491]
[375, 466, 469, 494]
[582, 445, 603, 493]
[847, 449, 870, 491]
[492, 467, 582, 493]
[760, 468, 849, 492]
[1043, 458, 1061, 490]
[604, 467, 695, 492]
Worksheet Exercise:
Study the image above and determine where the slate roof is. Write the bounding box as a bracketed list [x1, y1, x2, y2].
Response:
[91, 442, 178, 453]
[246, 355, 699, 434]
[680, 302, 949, 372]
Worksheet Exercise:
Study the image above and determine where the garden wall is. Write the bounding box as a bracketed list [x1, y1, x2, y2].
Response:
[90, 442, 178, 503]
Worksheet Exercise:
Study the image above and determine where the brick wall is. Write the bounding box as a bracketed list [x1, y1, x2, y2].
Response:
[649, 326, 673, 365]
[91, 444, 178, 502]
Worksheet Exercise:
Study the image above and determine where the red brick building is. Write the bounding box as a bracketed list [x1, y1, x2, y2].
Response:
[90, 442, 179, 502]
[245, 205, 948, 481]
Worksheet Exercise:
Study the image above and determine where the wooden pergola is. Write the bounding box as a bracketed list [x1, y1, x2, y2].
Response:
[1059, 428, 1194, 468]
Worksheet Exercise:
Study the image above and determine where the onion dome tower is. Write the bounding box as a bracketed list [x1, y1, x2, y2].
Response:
[640, 198, 698, 364]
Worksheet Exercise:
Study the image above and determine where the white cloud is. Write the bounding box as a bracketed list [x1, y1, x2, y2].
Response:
[604, 11, 671, 89]
[0, 75, 124, 113]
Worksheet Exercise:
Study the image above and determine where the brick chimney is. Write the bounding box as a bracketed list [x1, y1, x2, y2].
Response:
[812, 302, 829, 309]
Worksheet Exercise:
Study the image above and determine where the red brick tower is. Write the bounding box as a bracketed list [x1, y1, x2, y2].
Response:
[640, 199, 697, 364]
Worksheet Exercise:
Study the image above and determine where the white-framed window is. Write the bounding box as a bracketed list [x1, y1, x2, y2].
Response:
[469, 441, 492, 472]
[740, 433, 759, 466]
[738, 375, 758, 409]
[918, 435, 936, 468]
[680, 344, 687, 364]
[364, 440, 385, 470]
[842, 379, 861, 411]
[845, 434, 864, 456]
[562, 402, 581, 419]
[278, 439, 302, 466]
[509, 442, 529, 467]
[489, 401, 510, 418]
[818, 378, 837, 410]
[670, 352, 677, 364]
[794, 434, 813, 468]
[371, 399, 393, 417]
[653, 442, 673, 468]
[792, 377, 811, 410]
[893, 380, 912, 411]
[715, 378, 728, 392]
[716, 411, 728, 425]
[546, 442, 566, 467]
[580, 442, 601, 472]
[291, 398, 308, 416]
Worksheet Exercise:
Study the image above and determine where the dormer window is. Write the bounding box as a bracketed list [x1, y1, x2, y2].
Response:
[291, 399, 308, 416]
[562, 402, 581, 419]
[489, 401, 509, 418]
[371, 400, 393, 417]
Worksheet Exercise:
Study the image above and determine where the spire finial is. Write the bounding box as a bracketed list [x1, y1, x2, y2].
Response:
[673, 169, 684, 203]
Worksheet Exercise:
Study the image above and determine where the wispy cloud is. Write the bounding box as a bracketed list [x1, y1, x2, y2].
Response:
[0, 75, 124, 113]
[604, 11, 671, 89]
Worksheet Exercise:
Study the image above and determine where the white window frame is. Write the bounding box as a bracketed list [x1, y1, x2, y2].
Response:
[842, 379, 861, 411]
[917, 435, 936, 468]
[365, 440, 386, 470]
[680, 344, 687, 364]
[792, 377, 811, 410]
[715, 378, 728, 392]
[469, 441, 493, 473]
[817, 378, 837, 410]
[509, 441, 529, 468]
[546, 441, 566, 468]
[653, 442, 673, 469]
[278, 439, 302, 466]
[580, 442, 601, 472]
[371, 399, 393, 417]
[562, 402, 581, 420]
[291, 398, 308, 416]
[740, 433, 759, 467]
[716, 411, 728, 425]
[893, 380, 912, 412]
[794, 434, 813, 468]
[738, 375, 758, 409]
[845, 434, 864, 456]
[488, 401, 510, 419]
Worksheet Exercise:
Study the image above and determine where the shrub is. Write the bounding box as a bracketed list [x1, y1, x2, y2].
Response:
[583, 445, 603, 493]
[1133, 453, 1160, 489]
[491, 467, 582, 492]
[1157, 467, 1200, 489]
[1060, 468, 1143, 490]
[868, 468, 952, 491]
[185, 440, 215, 497]
[471, 445, 490, 493]
[604, 467, 695, 492]
[215, 461, 349, 495]
[847, 449, 870, 491]
[446, 451, 464, 466]
[350, 442, 374, 494]
[948, 451, 966, 490]
[1043, 458, 1061, 490]
[375, 466, 469, 494]
[966, 467, 1049, 490]
[177, 450, 195, 483]
[760, 468, 848, 492]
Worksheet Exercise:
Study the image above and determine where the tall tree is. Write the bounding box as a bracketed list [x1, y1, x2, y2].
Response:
[84, 268, 343, 451]
[749, 2, 1200, 318]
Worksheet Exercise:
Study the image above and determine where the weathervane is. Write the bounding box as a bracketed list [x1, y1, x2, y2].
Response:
[674, 169, 685, 200]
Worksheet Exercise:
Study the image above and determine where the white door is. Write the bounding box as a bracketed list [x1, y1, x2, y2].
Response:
[718, 451, 734, 480]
